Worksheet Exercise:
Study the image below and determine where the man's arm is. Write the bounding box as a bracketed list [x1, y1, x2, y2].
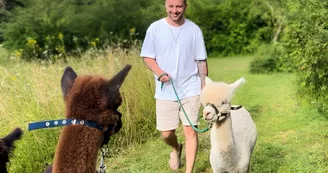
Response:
[143, 57, 170, 82]
[197, 59, 208, 89]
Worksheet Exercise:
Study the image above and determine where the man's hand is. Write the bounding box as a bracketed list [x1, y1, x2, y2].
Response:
[158, 73, 172, 83]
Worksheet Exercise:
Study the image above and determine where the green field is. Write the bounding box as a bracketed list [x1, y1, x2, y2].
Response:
[105, 56, 328, 173]
[1, 52, 328, 173]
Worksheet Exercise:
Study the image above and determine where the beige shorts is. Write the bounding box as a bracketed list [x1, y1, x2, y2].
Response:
[156, 95, 201, 131]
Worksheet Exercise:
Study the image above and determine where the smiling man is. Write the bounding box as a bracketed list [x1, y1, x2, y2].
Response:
[140, 0, 208, 172]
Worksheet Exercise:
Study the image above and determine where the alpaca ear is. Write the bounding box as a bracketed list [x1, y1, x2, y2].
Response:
[205, 76, 213, 85]
[61, 66, 78, 100]
[108, 64, 132, 92]
[2, 128, 22, 147]
[229, 77, 246, 91]
[100, 65, 132, 102]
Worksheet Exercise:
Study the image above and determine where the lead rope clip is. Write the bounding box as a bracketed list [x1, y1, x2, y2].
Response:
[98, 145, 108, 173]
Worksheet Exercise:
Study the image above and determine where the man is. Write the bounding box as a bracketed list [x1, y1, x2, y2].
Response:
[140, 0, 208, 172]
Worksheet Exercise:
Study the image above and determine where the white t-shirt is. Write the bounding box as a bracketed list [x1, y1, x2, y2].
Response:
[140, 18, 207, 101]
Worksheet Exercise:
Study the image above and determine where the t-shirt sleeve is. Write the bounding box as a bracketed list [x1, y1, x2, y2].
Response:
[195, 28, 207, 61]
[140, 27, 156, 59]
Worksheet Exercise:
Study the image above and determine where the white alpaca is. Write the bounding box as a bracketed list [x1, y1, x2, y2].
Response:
[200, 77, 257, 173]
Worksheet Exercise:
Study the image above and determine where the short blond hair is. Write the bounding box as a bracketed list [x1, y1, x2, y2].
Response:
[164, 0, 187, 4]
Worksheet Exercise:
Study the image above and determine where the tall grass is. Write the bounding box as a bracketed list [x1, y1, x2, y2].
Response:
[0, 47, 157, 172]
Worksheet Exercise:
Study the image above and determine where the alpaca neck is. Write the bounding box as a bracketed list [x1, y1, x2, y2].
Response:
[210, 115, 236, 154]
[53, 126, 103, 173]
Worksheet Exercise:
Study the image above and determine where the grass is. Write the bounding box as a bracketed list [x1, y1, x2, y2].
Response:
[105, 56, 328, 173]
[0, 50, 327, 172]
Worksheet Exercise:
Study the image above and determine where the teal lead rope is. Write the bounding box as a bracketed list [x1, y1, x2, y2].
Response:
[160, 76, 209, 133]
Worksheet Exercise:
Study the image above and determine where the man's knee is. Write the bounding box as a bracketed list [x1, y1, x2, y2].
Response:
[183, 126, 197, 139]
[161, 130, 176, 140]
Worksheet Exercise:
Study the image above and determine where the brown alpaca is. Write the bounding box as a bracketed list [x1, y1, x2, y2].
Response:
[0, 128, 23, 173]
[44, 65, 131, 173]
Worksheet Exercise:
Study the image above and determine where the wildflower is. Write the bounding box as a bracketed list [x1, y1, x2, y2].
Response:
[90, 41, 96, 47]
[58, 33, 64, 40]
[13, 49, 23, 58]
[129, 28, 136, 35]
[27, 38, 37, 46]
[11, 76, 17, 81]
[14, 51, 21, 57]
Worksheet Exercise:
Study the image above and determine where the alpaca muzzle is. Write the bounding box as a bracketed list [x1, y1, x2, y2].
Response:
[204, 103, 231, 123]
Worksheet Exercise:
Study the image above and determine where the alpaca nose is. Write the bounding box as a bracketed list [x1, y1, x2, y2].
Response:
[203, 112, 211, 120]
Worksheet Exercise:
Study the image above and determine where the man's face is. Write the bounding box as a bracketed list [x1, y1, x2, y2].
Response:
[165, 0, 187, 23]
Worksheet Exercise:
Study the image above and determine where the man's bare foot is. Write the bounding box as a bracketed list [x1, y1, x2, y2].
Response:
[169, 143, 183, 171]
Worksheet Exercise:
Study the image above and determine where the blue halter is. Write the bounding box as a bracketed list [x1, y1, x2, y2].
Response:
[28, 118, 105, 131]
[28, 118, 114, 173]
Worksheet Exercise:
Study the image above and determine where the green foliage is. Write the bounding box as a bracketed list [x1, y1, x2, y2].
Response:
[250, 57, 276, 74]
[250, 44, 288, 73]
[244, 0, 328, 117]
[2, 0, 158, 60]
[0, 0, 26, 41]
[0, 45, 9, 64]
[187, 0, 274, 56]
[1, 0, 276, 60]
[0, 8, 11, 42]
[250, 45, 276, 74]
[279, 0, 328, 117]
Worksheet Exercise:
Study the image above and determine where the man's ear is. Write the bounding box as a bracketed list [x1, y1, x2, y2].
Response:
[61, 66, 78, 100]
[100, 64, 132, 105]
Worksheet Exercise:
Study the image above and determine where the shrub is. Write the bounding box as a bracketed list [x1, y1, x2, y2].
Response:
[250, 56, 276, 74]
[2, 0, 276, 60]
[187, 0, 274, 56]
[280, 0, 328, 117]
[250, 44, 286, 73]
[2, 0, 158, 60]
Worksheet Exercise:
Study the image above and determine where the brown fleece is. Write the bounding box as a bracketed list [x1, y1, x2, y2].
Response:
[0, 128, 22, 173]
[65, 76, 120, 125]
[52, 76, 122, 173]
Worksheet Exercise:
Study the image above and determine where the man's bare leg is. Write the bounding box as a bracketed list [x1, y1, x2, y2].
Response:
[161, 130, 182, 170]
[183, 126, 198, 173]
